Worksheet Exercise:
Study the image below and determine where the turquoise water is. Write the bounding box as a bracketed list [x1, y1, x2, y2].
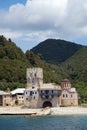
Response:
[0, 115, 87, 130]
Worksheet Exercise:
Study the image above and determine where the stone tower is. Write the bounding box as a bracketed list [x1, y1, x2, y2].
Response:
[61, 79, 71, 90]
[26, 67, 43, 89]
[24, 68, 43, 108]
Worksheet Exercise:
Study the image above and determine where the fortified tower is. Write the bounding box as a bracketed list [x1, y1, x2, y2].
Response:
[26, 67, 43, 89]
[24, 68, 43, 108]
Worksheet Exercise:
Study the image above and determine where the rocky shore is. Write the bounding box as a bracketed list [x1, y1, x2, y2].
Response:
[0, 106, 87, 116]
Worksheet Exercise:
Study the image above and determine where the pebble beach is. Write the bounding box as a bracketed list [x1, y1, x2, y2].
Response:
[0, 106, 87, 116]
[51, 107, 87, 115]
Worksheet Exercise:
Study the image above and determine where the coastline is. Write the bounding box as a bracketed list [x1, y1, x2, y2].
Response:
[51, 107, 87, 115]
[0, 106, 41, 115]
[0, 106, 87, 116]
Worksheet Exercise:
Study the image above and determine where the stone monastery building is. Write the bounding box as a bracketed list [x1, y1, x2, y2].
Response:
[24, 67, 78, 108]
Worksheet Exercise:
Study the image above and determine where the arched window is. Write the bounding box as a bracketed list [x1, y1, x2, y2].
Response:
[66, 94, 68, 98]
[63, 94, 65, 97]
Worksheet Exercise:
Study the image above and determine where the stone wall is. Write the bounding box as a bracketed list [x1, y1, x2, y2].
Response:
[26, 68, 43, 89]
[24, 90, 40, 108]
[61, 91, 78, 106]
[3, 95, 12, 106]
[24, 68, 78, 108]
[37, 95, 61, 108]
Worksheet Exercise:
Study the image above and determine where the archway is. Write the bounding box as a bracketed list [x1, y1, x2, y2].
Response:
[43, 101, 52, 108]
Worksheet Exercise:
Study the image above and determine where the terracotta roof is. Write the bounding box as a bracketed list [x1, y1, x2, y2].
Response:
[62, 79, 70, 82]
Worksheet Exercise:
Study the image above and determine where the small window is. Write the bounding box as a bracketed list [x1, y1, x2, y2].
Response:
[35, 73, 36, 77]
[71, 94, 73, 98]
[32, 91, 34, 94]
[46, 90, 49, 94]
[34, 96, 35, 99]
[46, 95, 49, 99]
[4, 96, 6, 98]
[35, 92, 37, 94]
[26, 98, 28, 100]
[63, 94, 65, 97]
[32, 86, 35, 89]
[66, 94, 68, 98]
[30, 91, 32, 96]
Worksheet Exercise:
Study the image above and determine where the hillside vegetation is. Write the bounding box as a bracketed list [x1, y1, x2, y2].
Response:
[0, 36, 62, 90]
[31, 38, 87, 103]
[0, 35, 87, 103]
[61, 47, 87, 82]
[60, 47, 87, 103]
[31, 39, 83, 64]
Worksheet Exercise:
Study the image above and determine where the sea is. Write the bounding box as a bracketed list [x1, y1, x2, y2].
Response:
[0, 115, 87, 130]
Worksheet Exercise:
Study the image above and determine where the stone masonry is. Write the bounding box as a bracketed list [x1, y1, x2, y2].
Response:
[24, 68, 78, 108]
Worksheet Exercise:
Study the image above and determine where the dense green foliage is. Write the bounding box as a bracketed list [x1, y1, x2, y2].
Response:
[0, 36, 26, 60]
[61, 47, 87, 82]
[0, 36, 62, 90]
[74, 81, 87, 103]
[0, 36, 29, 90]
[31, 39, 83, 64]
[58, 46, 87, 103]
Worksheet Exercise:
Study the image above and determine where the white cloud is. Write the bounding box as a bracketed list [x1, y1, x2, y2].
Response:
[0, 0, 87, 50]
[0, 29, 22, 39]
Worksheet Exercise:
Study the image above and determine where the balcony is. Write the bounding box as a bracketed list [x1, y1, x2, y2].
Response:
[40, 90, 61, 99]
[41, 95, 53, 99]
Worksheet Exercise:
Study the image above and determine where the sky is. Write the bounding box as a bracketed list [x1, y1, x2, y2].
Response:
[0, 0, 87, 52]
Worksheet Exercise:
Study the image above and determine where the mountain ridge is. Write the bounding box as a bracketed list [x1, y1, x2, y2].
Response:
[31, 39, 83, 64]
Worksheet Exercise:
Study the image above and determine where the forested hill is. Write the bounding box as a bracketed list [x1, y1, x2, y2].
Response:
[31, 38, 87, 103]
[0, 36, 63, 90]
[0, 36, 26, 60]
[31, 39, 83, 64]
[0, 35, 87, 103]
[61, 46, 87, 83]
[60, 46, 87, 102]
